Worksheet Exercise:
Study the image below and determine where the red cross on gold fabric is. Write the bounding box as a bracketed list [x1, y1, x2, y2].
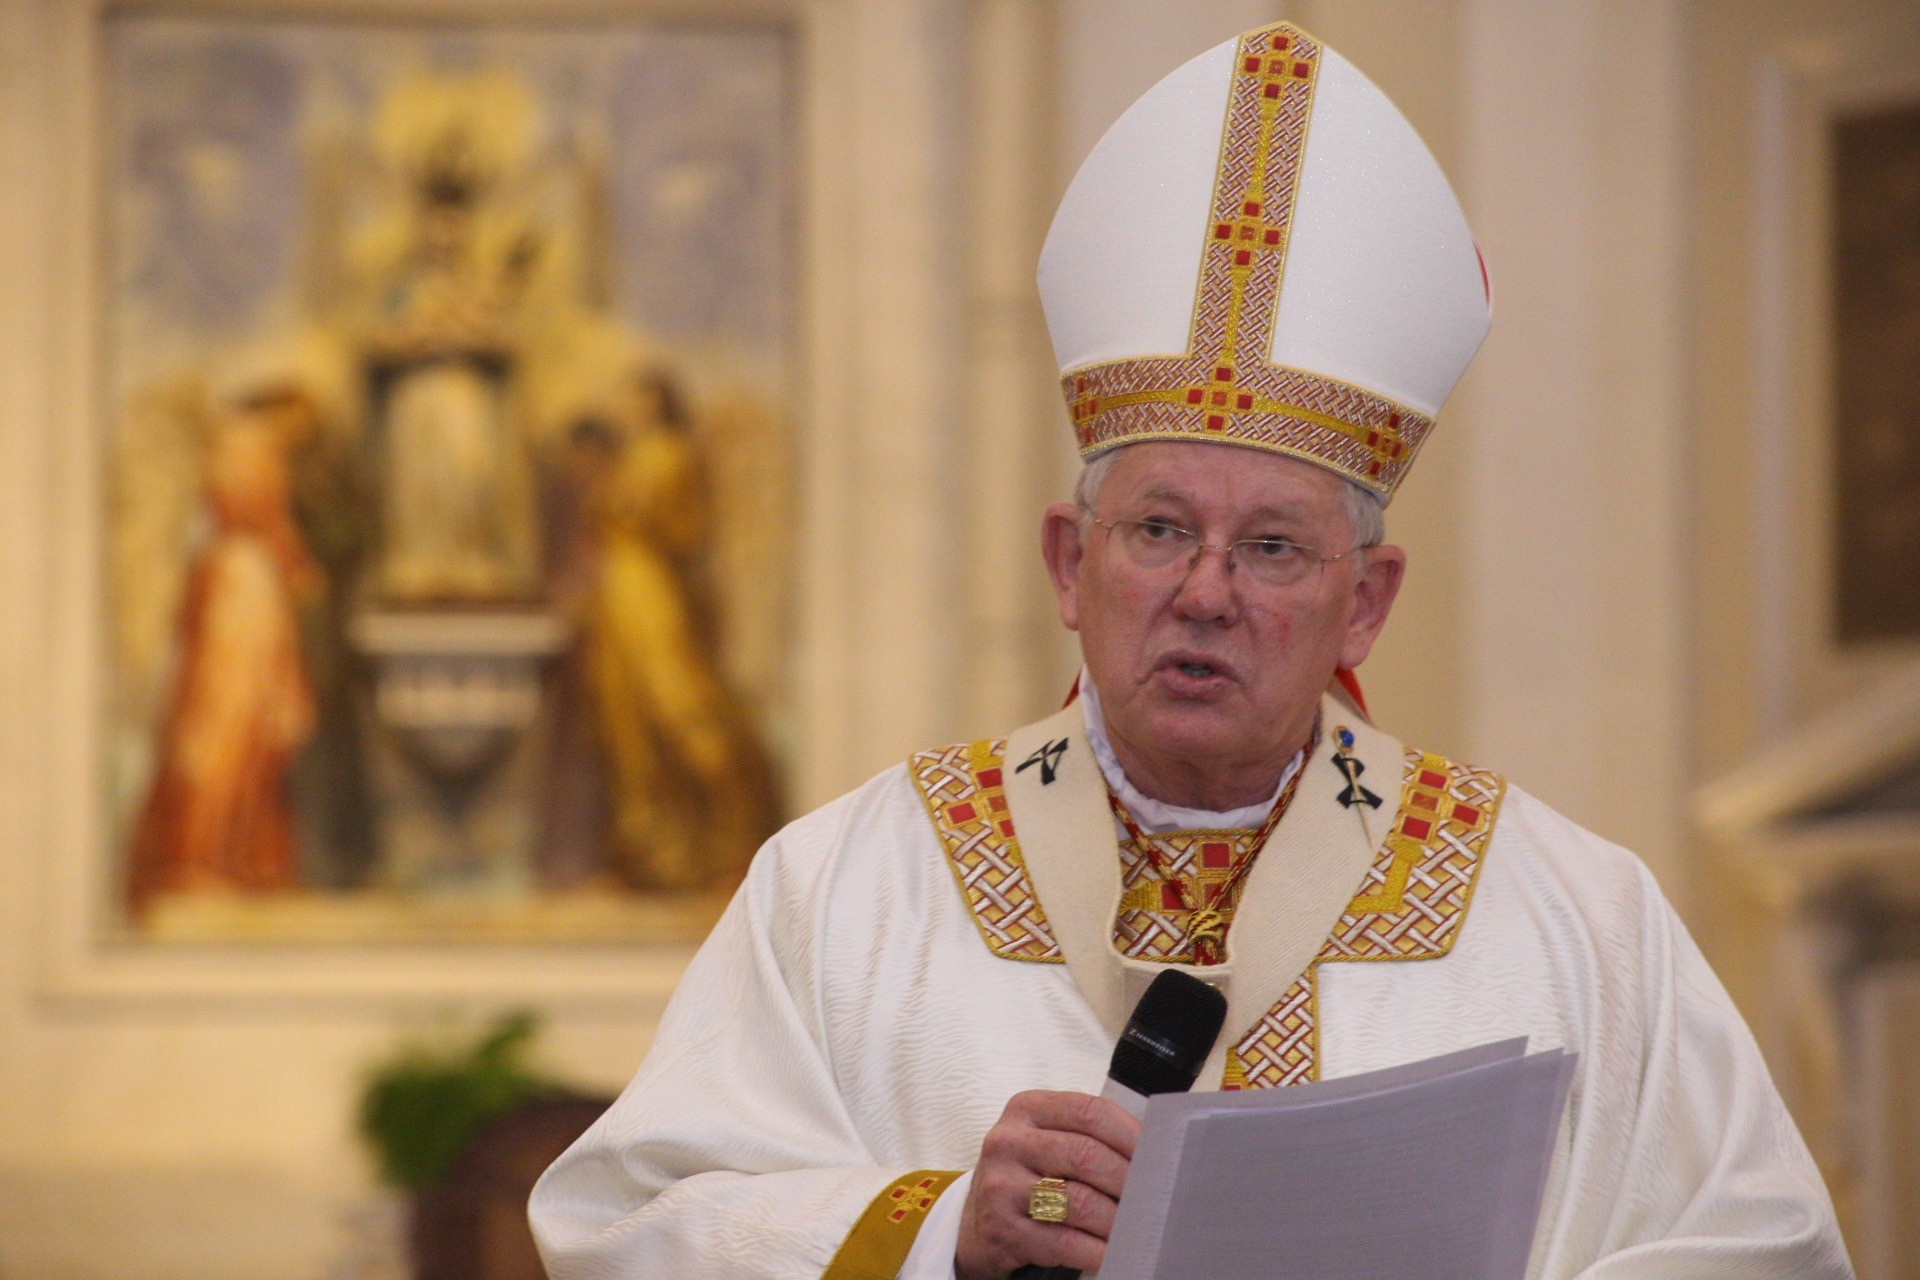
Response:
[886, 1176, 944, 1223]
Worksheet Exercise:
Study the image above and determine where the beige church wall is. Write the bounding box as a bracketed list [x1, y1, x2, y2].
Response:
[1684, 0, 1920, 1094]
[1683, 6, 1920, 1266]
[1687, 0, 1920, 778]
[0, 0, 1866, 1274]
[1453, 0, 1693, 902]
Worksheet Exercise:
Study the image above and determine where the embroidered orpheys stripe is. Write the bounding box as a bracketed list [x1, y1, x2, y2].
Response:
[1323, 748, 1504, 956]
[821, 1169, 963, 1280]
[1057, 22, 1433, 497]
[1226, 748, 1507, 1089]
[909, 740, 1063, 963]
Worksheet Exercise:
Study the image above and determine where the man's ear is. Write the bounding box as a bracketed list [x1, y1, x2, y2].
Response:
[1041, 502, 1086, 632]
[1338, 545, 1406, 669]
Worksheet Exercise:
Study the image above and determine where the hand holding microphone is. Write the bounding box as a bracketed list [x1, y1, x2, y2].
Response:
[955, 972, 1228, 1280]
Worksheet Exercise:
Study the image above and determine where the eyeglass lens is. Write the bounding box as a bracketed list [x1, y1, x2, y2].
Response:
[1105, 519, 1321, 588]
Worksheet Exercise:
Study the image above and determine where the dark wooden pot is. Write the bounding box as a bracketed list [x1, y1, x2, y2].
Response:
[410, 1094, 613, 1280]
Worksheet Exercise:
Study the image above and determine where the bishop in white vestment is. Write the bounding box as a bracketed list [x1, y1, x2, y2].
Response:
[531, 21, 1851, 1280]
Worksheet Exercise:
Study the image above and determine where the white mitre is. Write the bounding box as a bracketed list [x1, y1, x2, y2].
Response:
[1038, 22, 1489, 501]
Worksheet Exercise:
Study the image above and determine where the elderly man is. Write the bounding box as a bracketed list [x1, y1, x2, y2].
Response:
[531, 22, 1849, 1280]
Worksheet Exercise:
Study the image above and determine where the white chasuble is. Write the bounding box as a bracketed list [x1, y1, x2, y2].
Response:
[530, 695, 1851, 1280]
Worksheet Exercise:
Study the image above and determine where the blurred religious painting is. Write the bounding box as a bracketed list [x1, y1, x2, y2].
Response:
[1832, 101, 1920, 644]
[104, 16, 792, 942]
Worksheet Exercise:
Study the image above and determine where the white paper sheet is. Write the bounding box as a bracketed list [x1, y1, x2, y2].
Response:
[1099, 1040, 1574, 1280]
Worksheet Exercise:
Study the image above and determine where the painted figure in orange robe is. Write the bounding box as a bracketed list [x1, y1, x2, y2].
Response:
[127, 387, 323, 912]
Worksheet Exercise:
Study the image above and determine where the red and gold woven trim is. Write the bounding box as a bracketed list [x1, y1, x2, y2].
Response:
[1322, 749, 1503, 959]
[1059, 22, 1433, 498]
[1222, 971, 1318, 1091]
[910, 740, 1063, 963]
[1225, 748, 1506, 1089]
[1066, 360, 1431, 497]
[1110, 760, 1301, 966]
[821, 1169, 964, 1280]
[1113, 828, 1264, 962]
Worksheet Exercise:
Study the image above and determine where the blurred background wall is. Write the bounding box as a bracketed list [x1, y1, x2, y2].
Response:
[0, 0, 1916, 1276]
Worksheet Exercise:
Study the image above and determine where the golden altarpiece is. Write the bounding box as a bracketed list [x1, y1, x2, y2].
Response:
[105, 21, 792, 945]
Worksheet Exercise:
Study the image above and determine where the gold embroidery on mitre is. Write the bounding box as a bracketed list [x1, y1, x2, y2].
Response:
[910, 740, 1063, 963]
[1225, 749, 1507, 1089]
[1060, 22, 1433, 499]
[822, 1169, 964, 1280]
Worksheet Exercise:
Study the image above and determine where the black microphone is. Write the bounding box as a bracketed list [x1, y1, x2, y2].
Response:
[1011, 970, 1228, 1280]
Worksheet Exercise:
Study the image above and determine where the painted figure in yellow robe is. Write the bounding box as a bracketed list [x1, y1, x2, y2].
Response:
[127, 387, 321, 911]
[584, 372, 775, 891]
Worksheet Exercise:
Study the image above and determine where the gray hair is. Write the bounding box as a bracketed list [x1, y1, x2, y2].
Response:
[1075, 446, 1385, 549]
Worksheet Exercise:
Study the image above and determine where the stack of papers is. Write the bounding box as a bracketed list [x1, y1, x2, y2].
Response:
[1100, 1039, 1575, 1280]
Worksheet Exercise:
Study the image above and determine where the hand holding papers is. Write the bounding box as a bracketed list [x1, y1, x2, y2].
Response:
[1099, 1039, 1576, 1280]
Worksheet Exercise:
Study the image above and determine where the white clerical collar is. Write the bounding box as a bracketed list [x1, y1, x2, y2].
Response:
[1077, 671, 1303, 834]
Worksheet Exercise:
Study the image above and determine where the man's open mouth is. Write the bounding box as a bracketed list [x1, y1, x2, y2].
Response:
[1157, 651, 1236, 685]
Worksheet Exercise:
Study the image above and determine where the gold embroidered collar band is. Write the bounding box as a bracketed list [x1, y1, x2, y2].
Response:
[1036, 22, 1491, 502]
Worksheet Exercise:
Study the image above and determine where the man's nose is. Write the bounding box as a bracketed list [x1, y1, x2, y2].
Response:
[1170, 542, 1240, 624]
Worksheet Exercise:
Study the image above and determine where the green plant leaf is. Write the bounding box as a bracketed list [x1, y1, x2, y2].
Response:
[358, 1010, 565, 1191]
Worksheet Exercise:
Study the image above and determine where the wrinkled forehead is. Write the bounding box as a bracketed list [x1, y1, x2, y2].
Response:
[1092, 439, 1355, 521]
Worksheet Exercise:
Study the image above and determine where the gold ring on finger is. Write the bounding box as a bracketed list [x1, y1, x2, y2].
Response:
[1027, 1177, 1070, 1224]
